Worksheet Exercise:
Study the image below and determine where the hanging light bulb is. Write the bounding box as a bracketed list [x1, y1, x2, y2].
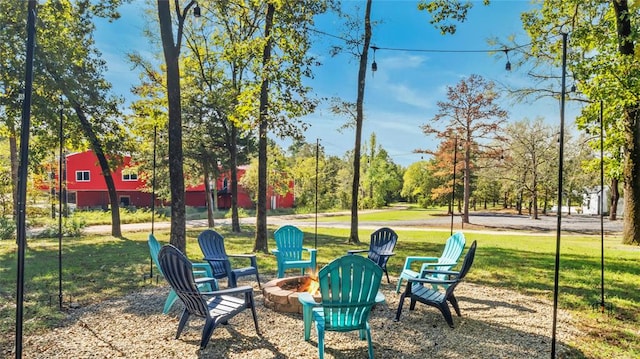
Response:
[371, 46, 379, 73]
[504, 48, 511, 71]
[193, 1, 201, 17]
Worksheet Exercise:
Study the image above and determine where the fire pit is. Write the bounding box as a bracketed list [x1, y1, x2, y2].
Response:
[262, 275, 321, 314]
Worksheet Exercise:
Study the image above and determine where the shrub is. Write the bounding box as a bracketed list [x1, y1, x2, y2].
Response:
[0, 217, 16, 240]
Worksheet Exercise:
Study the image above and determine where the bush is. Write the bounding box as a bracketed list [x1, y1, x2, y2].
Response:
[0, 217, 16, 240]
[32, 217, 86, 238]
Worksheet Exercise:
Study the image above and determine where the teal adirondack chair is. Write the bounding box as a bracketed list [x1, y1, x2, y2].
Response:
[148, 234, 218, 314]
[272, 225, 317, 278]
[395, 231, 466, 293]
[298, 255, 384, 359]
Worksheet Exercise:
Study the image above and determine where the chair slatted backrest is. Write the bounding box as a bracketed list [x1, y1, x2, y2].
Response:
[158, 245, 209, 318]
[197, 229, 229, 278]
[318, 255, 383, 332]
[444, 240, 477, 298]
[368, 227, 398, 267]
[148, 234, 164, 276]
[274, 225, 304, 261]
[437, 232, 466, 269]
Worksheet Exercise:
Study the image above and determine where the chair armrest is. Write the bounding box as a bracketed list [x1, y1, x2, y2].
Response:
[228, 253, 257, 258]
[195, 277, 218, 285]
[302, 248, 317, 253]
[347, 249, 368, 255]
[421, 269, 460, 277]
[271, 249, 280, 255]
[377, 251, 395, 257]
[204, 256, 228, 262]
[420, 262, 457, 268]
[228, 253, 258, 267]
[201, 285, 254, 296]
[298, 292, 320, 306]
[406, 276, 457, 285]
[192, 262, 213, 277]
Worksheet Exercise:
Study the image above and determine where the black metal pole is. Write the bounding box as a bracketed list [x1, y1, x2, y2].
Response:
[315, 138, 319, 249]
[58, 97, 64, 310]
[150, 125, 157, 279]
[16, 1, 37, 357]
[450, 136, 458, 236]
[551, 31, 568, 359]
[599, 100, 605, 312]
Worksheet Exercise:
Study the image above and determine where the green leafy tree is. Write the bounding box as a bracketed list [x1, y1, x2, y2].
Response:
[503, 118, 558, 219]
[402, 160, 438, 208]
[521, 0, 640, 244]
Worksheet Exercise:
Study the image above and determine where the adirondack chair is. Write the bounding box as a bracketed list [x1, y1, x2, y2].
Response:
[395, 240, 477, 328]
[148, 234, 218, 314]
[395, 231, 466, 293]
[347, 227, 397, 283]
[198, 229, 261, 288]
[158, 244, 259, 349]
[272, 225, 317, 278]
[298, 255, 384, 359]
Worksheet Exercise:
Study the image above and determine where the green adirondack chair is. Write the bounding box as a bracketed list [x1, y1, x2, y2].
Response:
[273, 225, 317, 278]
[395, 231, 466, 293]
[148, 234, 218, 314]
[298, 255, 385, 359]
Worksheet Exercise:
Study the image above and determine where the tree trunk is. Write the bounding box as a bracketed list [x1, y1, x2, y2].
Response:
[610, 177, 619, 220]
[10, 134, 18, 220]
[622, 106, 640, 245]
[73, 105, 121, 237]
[349, 0, 373, 244]
[157, 0, 186, 252]
[203, 161, 215, 228]
[462, 144, 470, 223]
[612, 1, 640, 245]
[254, 2, 274, 253]
[229, 125, 241, 232]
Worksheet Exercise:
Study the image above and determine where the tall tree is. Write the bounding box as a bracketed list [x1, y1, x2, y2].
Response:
[521, 0, 640, 244]
[422, 75, 507, 223]
[503, 118, 558, 219]
[156, 0, 200, 252]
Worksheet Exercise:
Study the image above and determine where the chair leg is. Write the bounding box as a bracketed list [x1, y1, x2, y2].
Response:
[449, 294, 461, 316]
[317, 322, 325, 359]
[199, 318, 217, 349]
[365, 323, 374, 359]
[277, 266, 284, 278]
[438, 302, 455, 328]
[247, 292, 260, 335]
[395, 277, 404, 293]
[384, 268, 391, 284]
[176, 309, 190, 339]
[303, 308, 312, 340]
[255, 270, 261, 289]
[163, 289, 178, 314]
[394, 286, 410, 321]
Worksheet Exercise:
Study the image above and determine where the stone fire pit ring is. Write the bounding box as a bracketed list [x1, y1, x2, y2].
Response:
[262, 275, 321, 314]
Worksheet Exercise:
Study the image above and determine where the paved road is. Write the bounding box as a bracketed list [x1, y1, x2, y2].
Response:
[84, 210, 623, 236]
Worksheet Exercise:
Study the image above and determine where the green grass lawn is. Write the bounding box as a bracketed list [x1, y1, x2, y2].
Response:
[1, 220, 638, 358]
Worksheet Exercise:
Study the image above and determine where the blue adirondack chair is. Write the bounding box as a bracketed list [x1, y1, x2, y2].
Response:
[395, 240, 477, 328]
[273, 225, 317, 278]
[395, 231, 466, 293]
[198, 229, 261, 288]
[298, 255, 384, 359]
[148, 234, 218, 314]
[158, 244, 259, 349]
[347, 227, 398, 283]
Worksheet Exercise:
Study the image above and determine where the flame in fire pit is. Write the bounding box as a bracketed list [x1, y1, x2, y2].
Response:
[297, 271, 319, 295]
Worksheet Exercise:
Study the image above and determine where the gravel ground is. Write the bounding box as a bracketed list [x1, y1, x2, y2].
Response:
[21, 278, 581, 359]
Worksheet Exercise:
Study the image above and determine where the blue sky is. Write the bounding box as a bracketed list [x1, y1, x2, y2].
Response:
[94, 1, 580, 167]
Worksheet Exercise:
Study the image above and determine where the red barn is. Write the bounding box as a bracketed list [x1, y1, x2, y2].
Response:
[60, 150, 294, 210]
